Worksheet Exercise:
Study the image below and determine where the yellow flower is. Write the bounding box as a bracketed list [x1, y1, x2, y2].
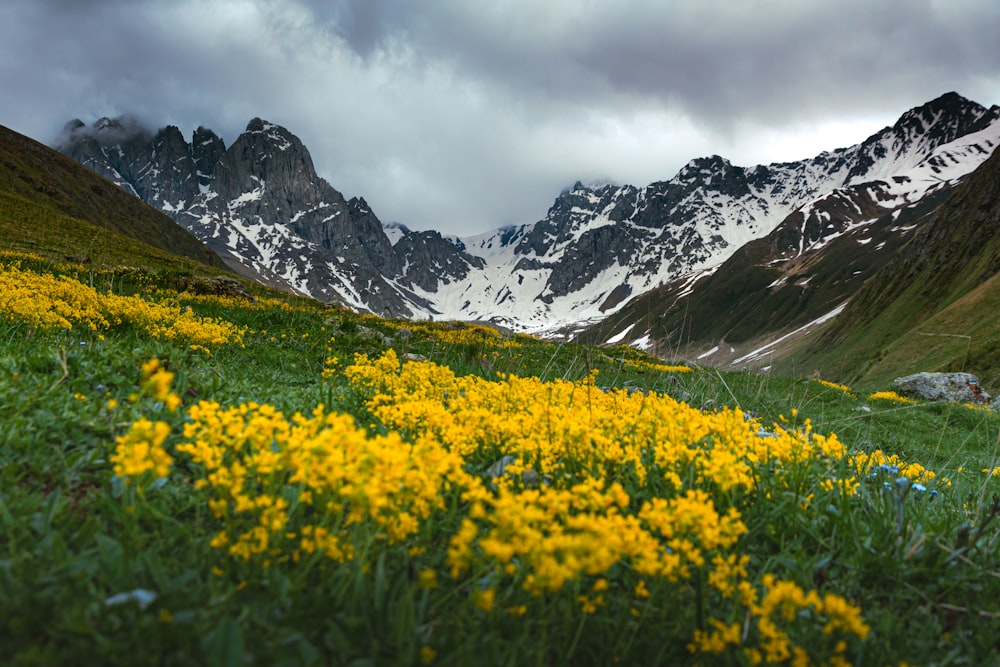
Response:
[813, 378, 855, 396]
[868, 390, 916, 404]
[0, 264, 243, 347]
[473, 588, 495, 612]
[111, 418, 173, 481]
[418, 569, 438, 590]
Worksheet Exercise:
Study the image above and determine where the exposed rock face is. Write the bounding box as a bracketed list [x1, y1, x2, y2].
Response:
[59, 117, 428, 315]
[892, 372, 992, 404]
[192, 126, 225, 189]
[394, 230, 486, 293]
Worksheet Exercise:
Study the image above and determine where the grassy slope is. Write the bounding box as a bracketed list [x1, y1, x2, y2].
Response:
[2, 253, 1000, 666]
[0, 190, 222, 273]
[791, 148, 1000, 387]
[825, 271, 1000, 388]
[0, 123, 227, 270]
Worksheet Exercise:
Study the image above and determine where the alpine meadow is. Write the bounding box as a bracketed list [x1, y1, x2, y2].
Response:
[3, 93, 1000, 666]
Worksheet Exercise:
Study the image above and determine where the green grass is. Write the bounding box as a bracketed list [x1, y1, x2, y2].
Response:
[2, 255, 1000, 666]
[0, 124, 228, 270]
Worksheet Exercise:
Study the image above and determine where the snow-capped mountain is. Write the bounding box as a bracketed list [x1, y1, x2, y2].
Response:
[60, 117, 434, 314]
[578, 95, 1000, 360]
[57, 93, 1000, 334]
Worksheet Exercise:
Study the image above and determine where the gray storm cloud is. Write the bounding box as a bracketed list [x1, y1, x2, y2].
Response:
[2, 0, 999, 234]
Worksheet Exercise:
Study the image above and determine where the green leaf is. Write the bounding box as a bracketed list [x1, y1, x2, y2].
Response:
[206, 617, 245, 667]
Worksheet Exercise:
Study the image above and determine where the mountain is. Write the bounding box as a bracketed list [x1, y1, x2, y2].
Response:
[0, 123, 229, 270]
[56, 93, 1000, 335]
[577, 96, 1000, 385]
[798, 143, 1000, 387]
[58, 117, 403, 307]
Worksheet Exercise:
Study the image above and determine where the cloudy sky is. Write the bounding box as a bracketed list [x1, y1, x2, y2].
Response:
[3, 0, 1000, 235]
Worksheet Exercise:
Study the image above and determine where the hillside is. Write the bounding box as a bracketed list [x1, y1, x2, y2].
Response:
[0, 123, 229, 271]
[794, 144, 1000, 386]
[580, 135, 1000, 389]
[577, 184, 954, 358]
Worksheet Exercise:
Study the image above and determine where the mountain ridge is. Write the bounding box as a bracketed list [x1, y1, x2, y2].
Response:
[576, 113, 1000, 386]
[54, 92, 1000, 336]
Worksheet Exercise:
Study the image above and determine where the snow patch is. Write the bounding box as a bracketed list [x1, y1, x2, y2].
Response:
[697, 345, 720, 360]
[606, 323, 636, 345]
[732, 303, 848, 365]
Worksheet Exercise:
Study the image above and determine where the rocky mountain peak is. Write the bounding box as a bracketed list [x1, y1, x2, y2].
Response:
[191, 127, 225, 188]
[350, 196, 373, 216]
[212, 119, 329, 216]
[679, 154, 732, 175]
[845, 92, 998, 183]
[894, 91, 991, 141]
[61, 118, 86, 137]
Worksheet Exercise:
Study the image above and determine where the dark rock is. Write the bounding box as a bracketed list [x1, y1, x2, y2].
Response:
[181, 275, 255, 301]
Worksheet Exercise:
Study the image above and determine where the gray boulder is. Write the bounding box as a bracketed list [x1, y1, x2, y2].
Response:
[892, 372, 991, 404]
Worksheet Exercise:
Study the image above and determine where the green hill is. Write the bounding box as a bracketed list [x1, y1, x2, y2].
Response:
[579, 145, 1000, 391]
[0, 123, 227, 271]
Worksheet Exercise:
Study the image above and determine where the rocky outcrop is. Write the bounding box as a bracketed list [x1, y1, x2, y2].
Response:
[892, 372, 992, 404]
[393, 229, 485, 292]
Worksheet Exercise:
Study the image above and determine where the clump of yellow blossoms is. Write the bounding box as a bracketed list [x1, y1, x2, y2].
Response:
[111, 418, 173, 482]
[374, 316, 536, 349]
[111, 358, 184, 484]
[624, 358, 693, 373]
[868, 391, 916, 405]
[813, 378, 856, 397]
[177, 401, 470, 563]
[115, 349, 888, 662]
[849, 449, 938, 485]
[0, 263, 244, 348]
[139, 359, 182, 411]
